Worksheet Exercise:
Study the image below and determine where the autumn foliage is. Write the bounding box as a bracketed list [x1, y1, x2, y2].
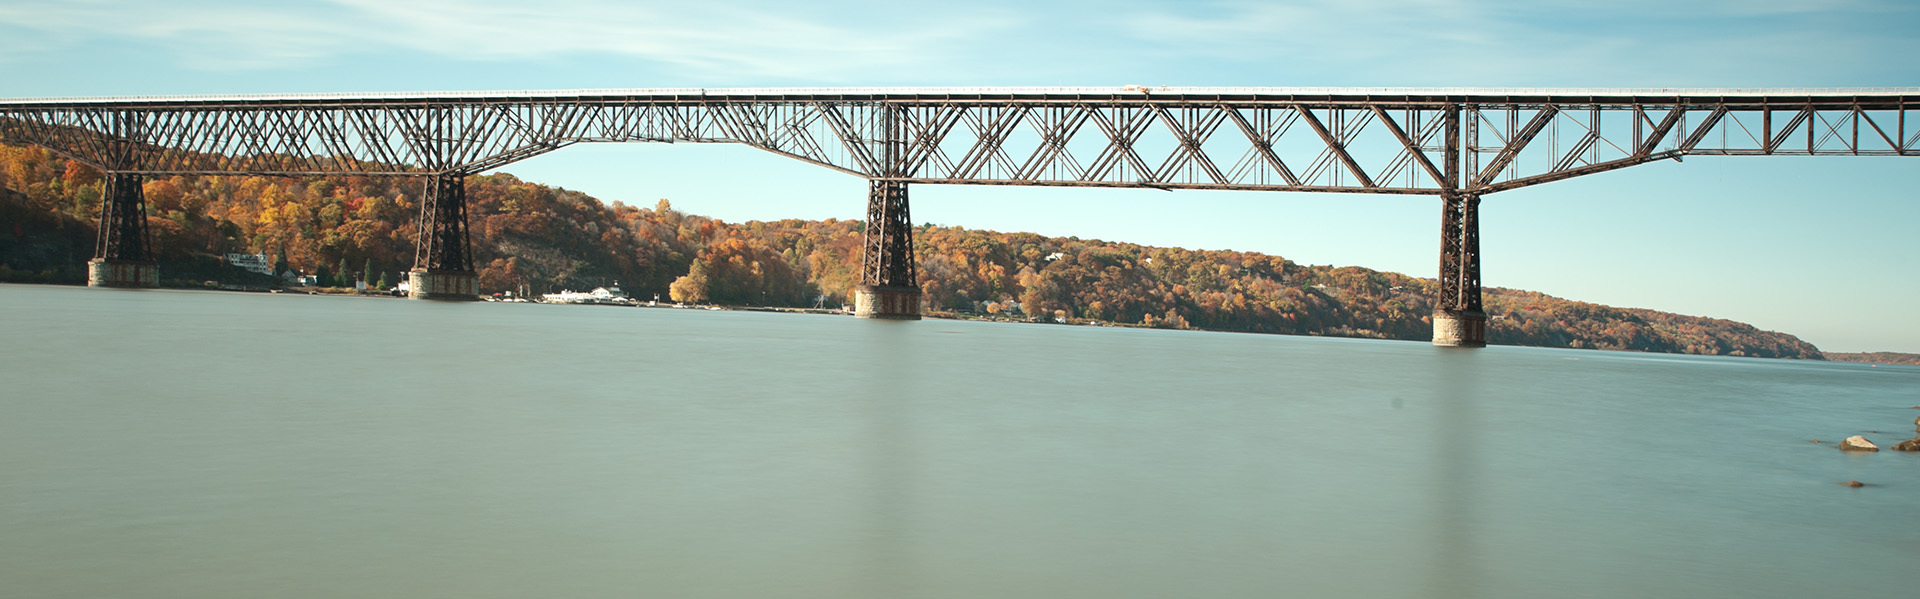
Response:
[1, 142, 1825, 359]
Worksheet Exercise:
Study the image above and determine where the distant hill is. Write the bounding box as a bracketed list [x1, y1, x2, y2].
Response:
[1824, 352, 1920, 366]
[0, 142, 1831, 359]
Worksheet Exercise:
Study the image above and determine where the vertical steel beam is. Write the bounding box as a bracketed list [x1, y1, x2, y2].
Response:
[1433, 191, 1487, 347]
[1434, 105, 1485, 346]
[854, 179, 921, 318]
[87, 172, 158, 288]
[860, 180, 916, 288]
[855, 104, 922, 319]
[408, 173, 479, 300]
[95, 173, 149, 262]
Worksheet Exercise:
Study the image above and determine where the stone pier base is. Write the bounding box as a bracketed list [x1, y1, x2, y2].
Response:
[853, 285, 922, 320]
[87, 259, 158, 288]
[1433, 310, 1487, 347]
[408, 269, 479, 301]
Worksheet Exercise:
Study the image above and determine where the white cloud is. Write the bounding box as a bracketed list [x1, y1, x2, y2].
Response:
[0, 0, 1021, 79]
[0, 0, 1912, 87]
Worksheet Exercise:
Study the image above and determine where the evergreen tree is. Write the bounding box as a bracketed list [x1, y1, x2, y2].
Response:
[361, 259, 374, 289]
[314, 264, 331, 288]
[337, 258, 351, 287]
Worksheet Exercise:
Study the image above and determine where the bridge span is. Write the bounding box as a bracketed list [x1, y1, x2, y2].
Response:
[4, 86, 1917, 346]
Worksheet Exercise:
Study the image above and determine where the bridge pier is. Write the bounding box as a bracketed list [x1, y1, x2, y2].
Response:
[409, 173, 479, 301]
[1433, 192, 1486, 347]
[853, 180, 921, 319]
[88, 173, 158, 288]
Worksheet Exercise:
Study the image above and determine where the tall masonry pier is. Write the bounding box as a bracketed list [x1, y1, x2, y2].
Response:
[5, 87, 1914, 340]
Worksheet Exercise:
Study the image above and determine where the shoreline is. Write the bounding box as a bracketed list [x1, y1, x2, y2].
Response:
[8, 280, 1920, 364]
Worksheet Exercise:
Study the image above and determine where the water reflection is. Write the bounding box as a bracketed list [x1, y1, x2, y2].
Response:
[1428, 347, 1482, 599]
[859, 320, 917, 598]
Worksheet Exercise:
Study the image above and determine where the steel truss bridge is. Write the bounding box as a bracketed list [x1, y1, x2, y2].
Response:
[4, 87, 1917, 344]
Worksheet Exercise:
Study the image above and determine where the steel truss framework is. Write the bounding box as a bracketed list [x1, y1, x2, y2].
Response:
[96, 173, 149, 263]
[3, 87, 1916, 317]
[414, 174, 473, 273]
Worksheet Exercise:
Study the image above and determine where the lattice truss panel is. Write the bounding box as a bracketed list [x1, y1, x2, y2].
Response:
[1464, 102, 1919, 194]
[888, 103, 1456, 193]
[0, 102, 909, 177]
[2, 95, 1914, 195]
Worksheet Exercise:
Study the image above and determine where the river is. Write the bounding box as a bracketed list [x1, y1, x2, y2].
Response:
[1, 283, 1914, 598]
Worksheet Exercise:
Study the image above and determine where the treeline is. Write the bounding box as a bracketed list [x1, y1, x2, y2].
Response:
[1824, 352, 1920, 366]
[0, 143, 1824, 359]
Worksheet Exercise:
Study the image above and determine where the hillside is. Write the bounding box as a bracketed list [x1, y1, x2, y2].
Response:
[1823, 352, 1920, 366]
[1, 143, 1825, 359]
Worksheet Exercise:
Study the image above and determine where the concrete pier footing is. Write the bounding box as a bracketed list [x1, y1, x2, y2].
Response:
[408, 269, 479, 301]
[1432, 310, 1487, 347]
[87, 259, 158, 288]
[853, 285, 922, 320]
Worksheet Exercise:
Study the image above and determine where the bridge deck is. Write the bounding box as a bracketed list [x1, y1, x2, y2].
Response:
[4, 87, 1918, 108]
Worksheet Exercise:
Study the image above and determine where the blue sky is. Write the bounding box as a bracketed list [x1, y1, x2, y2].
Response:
[2, 0, 1917, 352]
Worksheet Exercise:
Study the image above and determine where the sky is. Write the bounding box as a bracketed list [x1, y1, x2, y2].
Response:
[1, 0, 1916, 352]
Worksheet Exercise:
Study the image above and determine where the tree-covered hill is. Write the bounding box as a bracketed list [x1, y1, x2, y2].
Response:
[0, 142, 1824, 359]
[1823, 352, 1920, 366]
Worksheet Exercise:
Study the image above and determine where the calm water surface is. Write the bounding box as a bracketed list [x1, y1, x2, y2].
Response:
[2, 283, 1915, 598]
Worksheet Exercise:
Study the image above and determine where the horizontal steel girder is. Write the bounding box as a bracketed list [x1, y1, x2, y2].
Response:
[3, 88, 1916, 196]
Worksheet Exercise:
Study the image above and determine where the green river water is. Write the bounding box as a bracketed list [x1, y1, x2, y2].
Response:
[1, 283, 1915, 598]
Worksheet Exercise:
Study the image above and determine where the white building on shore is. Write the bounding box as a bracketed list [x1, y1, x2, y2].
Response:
[225, 253, 273, 275]
[541, 286, 633, 305]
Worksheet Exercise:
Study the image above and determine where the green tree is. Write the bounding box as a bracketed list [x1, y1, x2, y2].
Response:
[361, 259, 374, 289]
[337, 258, 351, 287]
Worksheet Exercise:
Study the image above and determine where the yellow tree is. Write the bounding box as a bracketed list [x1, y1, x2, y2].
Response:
[669, 260, 710, 303]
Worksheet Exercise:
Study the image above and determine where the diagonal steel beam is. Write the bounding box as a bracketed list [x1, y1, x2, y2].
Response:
[1222, 107, 1302, 186]
[1369, 106, 1446, 188]
[1678, 105, 1728, 153]
[1765, 106, 1812, 154]
[1150, 105, 1229, 184]
[1471, 105, 1558, 187]
[1294, 106, 1375, 188]
[1636, 106, 1686, 156]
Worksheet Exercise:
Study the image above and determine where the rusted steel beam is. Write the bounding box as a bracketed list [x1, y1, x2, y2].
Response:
[1293, 106, 1376, 188]
[1474, 152, 1681, 194]
[95, 173, 150, 263]
[412, 173, 473, 273]
[1370, 106, 1448, 189]
[1472, 106, 1559, 186]
[2, 90, 1913, 195]
[860, 180, 916, 288]
[1637, 107, 1687, 156]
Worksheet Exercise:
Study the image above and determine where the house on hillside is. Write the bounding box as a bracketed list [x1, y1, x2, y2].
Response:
[225, 253, 273, 275]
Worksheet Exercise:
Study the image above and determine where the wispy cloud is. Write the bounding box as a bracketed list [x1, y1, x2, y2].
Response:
[1112, 0, 1920, 85]
[0, 0, 1912, 87]
[0, 0, 1021, 79]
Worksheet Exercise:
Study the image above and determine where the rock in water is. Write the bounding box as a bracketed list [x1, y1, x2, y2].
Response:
[1839, 436, 1879, 452]
[1892, 437, 1920, 452]
[1843, 480, 1866, 488]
